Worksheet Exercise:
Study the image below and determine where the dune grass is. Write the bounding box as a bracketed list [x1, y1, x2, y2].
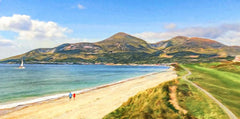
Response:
[104, 65, 229, 119]
[175, 64, 228, 119]
[103, 81, 192, 119]
[184, 63, 240, 118]
[104, 63, 234, 119]
[177, 79, 228, 119]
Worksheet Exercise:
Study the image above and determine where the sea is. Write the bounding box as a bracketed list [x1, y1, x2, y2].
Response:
[0, 64, 168, 109]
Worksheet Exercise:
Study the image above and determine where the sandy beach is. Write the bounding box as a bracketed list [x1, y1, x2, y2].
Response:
[0, 69, 177, 119]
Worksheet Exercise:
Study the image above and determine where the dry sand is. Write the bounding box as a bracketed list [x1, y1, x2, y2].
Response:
[0, 69, 177, 119]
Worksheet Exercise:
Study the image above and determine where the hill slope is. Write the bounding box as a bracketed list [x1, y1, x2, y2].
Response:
[1, 32, 157, 64]
[1, 32, 240, 64]
[96, 32, 155, 53]
[151, 36, 239, 58]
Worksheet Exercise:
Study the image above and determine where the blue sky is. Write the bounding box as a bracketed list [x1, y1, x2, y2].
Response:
[0, 0, 240, 58]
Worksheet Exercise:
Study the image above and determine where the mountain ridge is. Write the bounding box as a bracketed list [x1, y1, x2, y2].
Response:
[1, 32, 240, 64]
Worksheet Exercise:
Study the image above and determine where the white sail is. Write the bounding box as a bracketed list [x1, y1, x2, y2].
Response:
[19, 58, 25, 69]
[20, 59, 24, 67]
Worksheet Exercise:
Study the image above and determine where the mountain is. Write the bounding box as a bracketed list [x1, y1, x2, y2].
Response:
[151, 36, 225, 51]
[1, 32, 240, 64]
[2, 32, 158, 64]
[151, 36, 239, 58]
[96, 32, 155, 53]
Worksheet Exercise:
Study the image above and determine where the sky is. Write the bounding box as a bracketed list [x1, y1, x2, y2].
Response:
[0, 0, 240, 59]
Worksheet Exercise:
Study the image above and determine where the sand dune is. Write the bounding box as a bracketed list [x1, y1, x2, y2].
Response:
[0, 69, 177, 119]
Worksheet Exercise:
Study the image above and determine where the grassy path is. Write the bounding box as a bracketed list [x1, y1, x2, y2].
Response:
[185, 64, 240, 118]
[104, 64, 231, 118]
[182, 66, 237, 119]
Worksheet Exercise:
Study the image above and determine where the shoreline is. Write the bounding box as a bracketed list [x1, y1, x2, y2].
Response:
[0, 69, 168, 111]
[0, 63, 171, 67]
[0, 67, 176, 119]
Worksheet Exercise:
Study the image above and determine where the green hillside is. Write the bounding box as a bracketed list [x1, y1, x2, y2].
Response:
[151, 36, 239, 58]
[104, 81, 189, 119]
[184, 62, 240, 118]
[96, 32, 155, 53]
[104, 66, 229, 119]
[1, 32, 240, 64]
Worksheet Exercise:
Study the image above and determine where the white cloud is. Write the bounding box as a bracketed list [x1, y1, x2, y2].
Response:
[0, 37, 22, 59]
[215, 31, 240, 46]
[0, 14, 74, 59]
[0, 14, 95, 59]
[0, 15, 31, 31]
[0, 46, 18, 59]
[0, 39, 15, 47]
[0, 14, 70, 41]
[135, 23, 240, 45]
[77, 4, 85, 9]
[164, 23, 177, 30]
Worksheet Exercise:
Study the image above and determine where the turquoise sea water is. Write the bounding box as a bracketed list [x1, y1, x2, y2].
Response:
[0, 64, 168, 105]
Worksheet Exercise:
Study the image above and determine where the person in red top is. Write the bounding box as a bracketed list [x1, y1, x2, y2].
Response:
[73, 93, 76, 100]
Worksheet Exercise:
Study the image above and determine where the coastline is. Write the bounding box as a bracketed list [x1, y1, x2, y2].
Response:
[0, 64, 169, 109]
[0, 70, 165, 110]
[0, 62, 172, 66]
[0, 67, 176, 119]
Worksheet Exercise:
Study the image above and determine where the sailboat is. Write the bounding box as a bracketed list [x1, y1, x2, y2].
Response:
[19, 58, 25, 69]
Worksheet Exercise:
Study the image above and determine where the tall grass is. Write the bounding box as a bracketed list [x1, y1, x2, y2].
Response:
[177, 80, 228, 119]
[104, 63, 232, 119]
[103, 81, 189, 119]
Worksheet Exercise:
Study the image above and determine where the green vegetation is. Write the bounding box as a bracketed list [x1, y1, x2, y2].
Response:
[177, 79, 228, 119]
[1, 32, 237, 64]
[1, 51, 233, 64]
[103, 81, 192, 119]
[174, 64, 228, 118]
[96, 32, 154, 53]
[184, 63, 240, 118]
[212, 62, 240, 74]
[104, 65, 229, 118]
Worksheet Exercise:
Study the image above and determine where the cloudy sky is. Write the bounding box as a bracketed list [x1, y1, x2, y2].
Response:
[0, 0, 240, 59]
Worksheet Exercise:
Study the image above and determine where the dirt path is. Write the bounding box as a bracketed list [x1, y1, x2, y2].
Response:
[169, 86, 188, 114]
[182, 67, 237, 119]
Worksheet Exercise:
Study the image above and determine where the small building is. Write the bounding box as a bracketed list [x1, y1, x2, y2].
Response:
[233, 55, 240, 62]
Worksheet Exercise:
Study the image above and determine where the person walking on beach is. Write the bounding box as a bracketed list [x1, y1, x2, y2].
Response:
[73, 93, 76, 100]
[69, 92, 72, 100]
